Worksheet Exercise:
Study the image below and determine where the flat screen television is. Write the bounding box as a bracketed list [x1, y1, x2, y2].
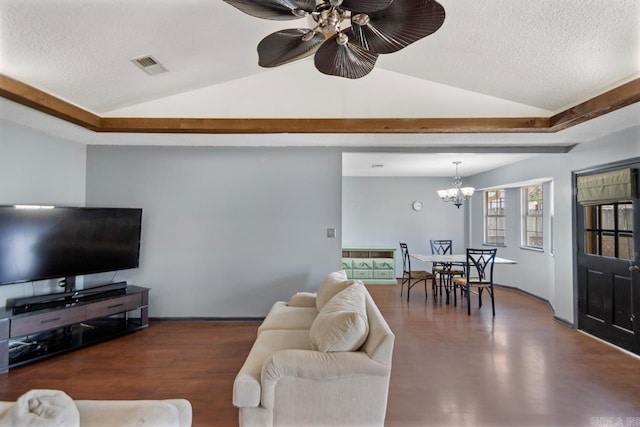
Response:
[0, 206, 142, 288]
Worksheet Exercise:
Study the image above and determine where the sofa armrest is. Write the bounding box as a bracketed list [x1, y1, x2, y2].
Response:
[287, 292, 317, 307]
[261, 349, 389, 408]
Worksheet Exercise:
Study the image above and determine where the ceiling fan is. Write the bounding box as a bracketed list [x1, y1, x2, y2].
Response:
[222, 0, 446, 79]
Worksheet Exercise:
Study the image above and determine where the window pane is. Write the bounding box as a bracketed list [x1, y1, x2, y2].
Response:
[619, 233, 633, 260]
[485, 189, 505, 245]
[488, 232, 504, 244]
[523, 185, 543, 248]
[584, 206, 595, 229]
[601, 205, 615, 229]
[527, 217, 543, 248]
[601, 232, 615, 257]
[618, 204, 633, 231]
[585, 231, 599, 255]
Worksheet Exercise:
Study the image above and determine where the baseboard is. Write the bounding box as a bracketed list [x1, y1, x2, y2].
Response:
[552, 315, 575, 328]
[494, 284, 576, 328]
[150, 316, 265, 322]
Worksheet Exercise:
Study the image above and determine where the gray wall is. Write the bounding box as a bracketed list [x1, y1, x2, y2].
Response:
[2, 112, 638, 323]
[0, 119, 87, 304]
[466, 126, 640, 324]
[86, 146, 343, 318]
[342, 177, 466, 275]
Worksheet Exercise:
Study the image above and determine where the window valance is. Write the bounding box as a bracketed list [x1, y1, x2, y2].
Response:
[577, 168, 637, 206]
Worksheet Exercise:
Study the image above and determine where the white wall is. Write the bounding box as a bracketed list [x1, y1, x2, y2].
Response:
[466, 126, 640, 324]
[0, 119, 87, 304]
[342, 177, 466, 275]
[85, 146, 343, 318]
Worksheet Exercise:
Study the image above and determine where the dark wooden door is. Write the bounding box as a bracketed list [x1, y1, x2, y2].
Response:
[576, 163, 640, 354]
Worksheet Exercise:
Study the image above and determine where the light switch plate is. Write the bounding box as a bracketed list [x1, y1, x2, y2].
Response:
[327, 228, 336, 238]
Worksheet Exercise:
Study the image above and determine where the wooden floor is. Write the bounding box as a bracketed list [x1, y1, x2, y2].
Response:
[1, 284, 639, 426]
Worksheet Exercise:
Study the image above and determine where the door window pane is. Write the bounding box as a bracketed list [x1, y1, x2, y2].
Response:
[601, 232, 615, 257]
[601, 205, 615, 229]
[585, 231, 599, 255]
[618, 204, 633, 231]
[583, 202, 633, 260]
[619, 233, 633, 259]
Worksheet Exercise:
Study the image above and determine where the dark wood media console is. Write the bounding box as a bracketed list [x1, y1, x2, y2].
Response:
[0, 285, 149, 373]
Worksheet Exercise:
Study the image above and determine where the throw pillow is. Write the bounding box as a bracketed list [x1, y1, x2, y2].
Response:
[309, 282, 369, 352]
[315, 270, 356, 311]
[7, 389, 80, 427]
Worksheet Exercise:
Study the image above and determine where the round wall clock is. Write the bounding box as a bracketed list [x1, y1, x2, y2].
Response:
[412, 201, 423, 211]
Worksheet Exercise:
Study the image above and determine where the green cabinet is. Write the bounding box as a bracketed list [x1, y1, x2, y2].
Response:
[341, 248, 397, 285]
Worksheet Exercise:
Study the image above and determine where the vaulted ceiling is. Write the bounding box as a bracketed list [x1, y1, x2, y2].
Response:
[0, 0, 639, 175]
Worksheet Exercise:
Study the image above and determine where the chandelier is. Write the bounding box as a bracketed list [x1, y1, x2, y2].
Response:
[437, 161, 475, 209]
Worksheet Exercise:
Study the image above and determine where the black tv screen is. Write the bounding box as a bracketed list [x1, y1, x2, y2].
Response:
[0, 206, 142, 285]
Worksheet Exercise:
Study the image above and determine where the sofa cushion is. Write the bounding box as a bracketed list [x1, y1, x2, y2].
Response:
[76, 400, 182, 427]
[309, 282, 369, 352]
[258, 301, 318, 333]
[287, 292, 317, 307]
[315, 270, 358, 311]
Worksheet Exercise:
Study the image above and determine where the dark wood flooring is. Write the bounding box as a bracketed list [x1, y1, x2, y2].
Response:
[0, 284, 639, 426]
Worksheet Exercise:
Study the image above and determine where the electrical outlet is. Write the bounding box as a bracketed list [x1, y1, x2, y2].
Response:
[327, 228, 336, 238]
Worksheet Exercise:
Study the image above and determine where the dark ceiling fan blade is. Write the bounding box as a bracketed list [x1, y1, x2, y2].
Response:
[223, 0, 315, 20]
[314, 34, 378, 79]
[350, 0, 445, 54]
[340, 0, 394, 14]
[258, 29, 326, 67]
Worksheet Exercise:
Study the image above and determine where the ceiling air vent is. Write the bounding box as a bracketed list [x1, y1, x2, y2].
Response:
[131, 55, 168, 75]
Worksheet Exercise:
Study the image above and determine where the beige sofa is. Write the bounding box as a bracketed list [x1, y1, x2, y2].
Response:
[233, 271, 395, 427]
[0, 389, 192, 426]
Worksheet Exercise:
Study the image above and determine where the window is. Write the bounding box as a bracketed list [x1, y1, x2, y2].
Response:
[522, 185, 543, 249]
[484, 189, 505, 245]
[584, 202, 634, 259]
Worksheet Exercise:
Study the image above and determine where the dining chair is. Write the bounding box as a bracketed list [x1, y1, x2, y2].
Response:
[429, 239, 465, 302]
[399, 242, 434, 302]
[452, 248, 497, 315]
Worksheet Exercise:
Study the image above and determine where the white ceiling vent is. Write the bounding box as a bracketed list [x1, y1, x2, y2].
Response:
[131, 55, 168, 75]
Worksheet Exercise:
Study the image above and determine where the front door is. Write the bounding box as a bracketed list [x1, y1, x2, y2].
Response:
[576, 162, 640, 354]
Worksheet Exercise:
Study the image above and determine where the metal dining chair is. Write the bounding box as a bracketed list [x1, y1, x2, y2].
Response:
[452, 248, 497, 315]
[429, 239, 465, 303]
[399, 242, 435, 302]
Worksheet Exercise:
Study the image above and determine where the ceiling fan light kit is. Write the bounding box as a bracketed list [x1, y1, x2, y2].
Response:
[223, 0, 446, 79]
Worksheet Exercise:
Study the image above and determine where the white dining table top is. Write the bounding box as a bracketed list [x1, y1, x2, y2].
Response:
[410, 253, 517, 264]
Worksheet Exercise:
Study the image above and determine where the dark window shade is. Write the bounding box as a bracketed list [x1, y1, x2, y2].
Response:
[577, 168, 637, 206]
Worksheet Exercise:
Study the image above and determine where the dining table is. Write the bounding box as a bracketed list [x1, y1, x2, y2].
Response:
[410, 253, 517, 264]
[409, 253, 517, 304]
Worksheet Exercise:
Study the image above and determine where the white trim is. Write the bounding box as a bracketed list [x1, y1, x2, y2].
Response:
[577, 330, 640, 360]
[479, 177, 553, 191]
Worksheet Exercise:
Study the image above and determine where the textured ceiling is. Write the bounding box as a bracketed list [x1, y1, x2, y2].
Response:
[0, 0, 638, 117]
[0, 0, 639, 176]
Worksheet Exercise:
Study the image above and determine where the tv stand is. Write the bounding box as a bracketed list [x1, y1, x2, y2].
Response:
[11, 281, 128, 314]
[0, 285, 149, 373]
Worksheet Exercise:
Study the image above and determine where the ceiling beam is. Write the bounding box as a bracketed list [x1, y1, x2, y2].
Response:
[549, 79, 640, 130]
[0, 75, 101, 131]
[0, 74, 638, 134]
[97, 117, 550, 134]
